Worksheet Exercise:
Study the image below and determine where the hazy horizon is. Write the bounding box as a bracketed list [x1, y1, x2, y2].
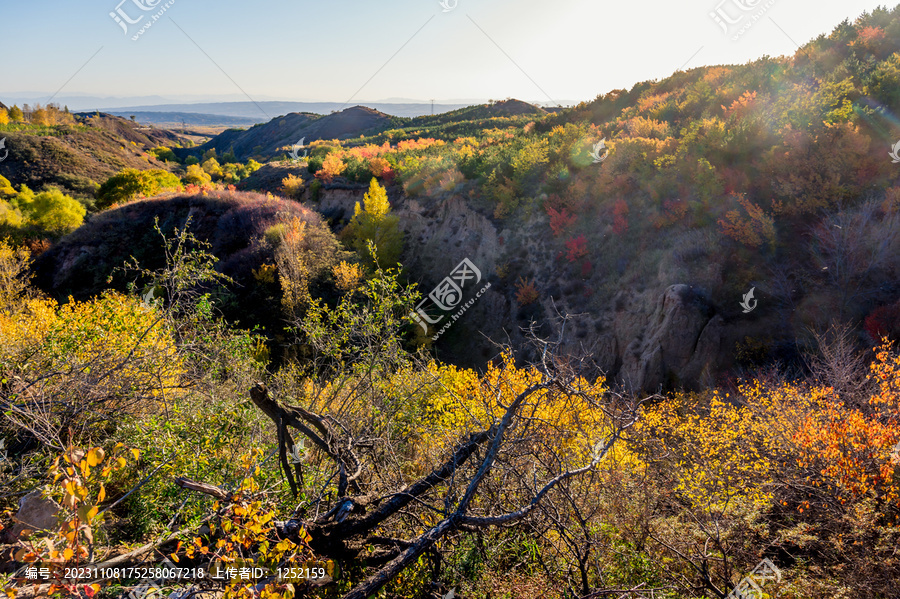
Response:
[1, 0, 890, 118]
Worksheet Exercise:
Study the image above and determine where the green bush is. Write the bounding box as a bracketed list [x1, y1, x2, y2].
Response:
[182, 164, 212, 186]
[16, 185, 86, 234]
[96, 168, 183, 209]
[149, 146, 179, 163]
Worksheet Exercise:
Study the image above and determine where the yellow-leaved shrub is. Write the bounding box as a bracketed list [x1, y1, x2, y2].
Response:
[0, 239, 184, 448]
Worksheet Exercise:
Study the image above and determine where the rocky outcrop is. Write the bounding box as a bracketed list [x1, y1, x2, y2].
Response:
[316, 186, 728, 391]
[397, 195, 501, 280]
[616, 285, 723, 391]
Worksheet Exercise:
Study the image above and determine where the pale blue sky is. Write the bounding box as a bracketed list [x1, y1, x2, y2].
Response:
[0, 0, 892, 108]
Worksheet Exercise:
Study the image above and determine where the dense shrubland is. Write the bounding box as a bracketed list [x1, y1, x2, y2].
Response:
[3, 224, 900, 598]
[276, 6, 900, 348]
[3, 5, 900, 599]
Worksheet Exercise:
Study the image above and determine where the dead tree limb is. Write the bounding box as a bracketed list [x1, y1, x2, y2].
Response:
[174, 477, 231, 501]
[243, 359, 637, 599]
[250, 382, 362, 497]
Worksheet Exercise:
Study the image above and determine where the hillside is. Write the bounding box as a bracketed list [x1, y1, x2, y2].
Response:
[0, 111, 183, 199]
[101, 100, 474, 119]
[285, 7, 900, 392]
[5, 5, 900, 599]
[33, 190, 345, 343]
[189, 100, 549, 162]
[183, 105, 400, 161]
[409, 98, 547, 126]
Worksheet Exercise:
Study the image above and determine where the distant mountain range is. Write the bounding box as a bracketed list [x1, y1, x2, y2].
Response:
[3, 94, 576, 126]
[101, 112, 263, 127]
[181, 99, 550, 161]
[106, 101, 477, 122]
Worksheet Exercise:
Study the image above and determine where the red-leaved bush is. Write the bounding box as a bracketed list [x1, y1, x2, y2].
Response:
[566, 235, 588, 263]
[612, 199, 629, 235]
[864, 302, 900, 341]
[547, 206, 576, 237]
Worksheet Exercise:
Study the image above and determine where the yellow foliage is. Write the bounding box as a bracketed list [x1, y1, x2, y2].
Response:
[354, 177, 390, 220]
[332, 260, 363, 292]
[0, 239, 32, 312]
[280, 173, 305, 199]
[344, 178, 403, 268]
[1, 291, 183, 401]
[412, 353, 616, 465]
[253, 263, 277, 285]
[637, 385, 809, 512]
[1, 245, 184, 443]
[275, 218, 313, 315]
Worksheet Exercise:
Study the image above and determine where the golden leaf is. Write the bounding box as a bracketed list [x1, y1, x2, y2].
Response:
[87, 447, 105, 467]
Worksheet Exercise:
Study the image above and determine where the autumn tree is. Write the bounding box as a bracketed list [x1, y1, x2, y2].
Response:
[2, 186, 85, 236]
[718, 193, 776, 250]
[280, 173, 305, 199]
[316, 151, 347, 182]
[201, 156, 224, 180]
[270, 216, 345, 318]
[8, 105, 24, 122]
[342, 177, 404, 269]
[181, 163, 212, 187]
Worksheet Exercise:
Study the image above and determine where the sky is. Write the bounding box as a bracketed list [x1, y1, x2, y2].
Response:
[0, 0, 893, 110]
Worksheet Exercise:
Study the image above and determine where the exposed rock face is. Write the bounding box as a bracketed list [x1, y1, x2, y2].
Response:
[616, 285, 723, 391]
[316, 186, 727, 391]
[397, 195, 501, 282]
